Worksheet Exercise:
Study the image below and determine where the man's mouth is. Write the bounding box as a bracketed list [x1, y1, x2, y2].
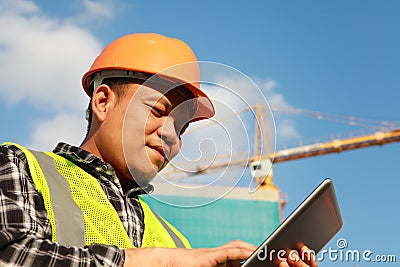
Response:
[148, 145, 169, 164]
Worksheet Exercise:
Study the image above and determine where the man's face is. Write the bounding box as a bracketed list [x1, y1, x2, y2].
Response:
[100, 82, 192, 186]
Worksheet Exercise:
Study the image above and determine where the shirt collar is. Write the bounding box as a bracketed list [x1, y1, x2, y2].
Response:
[52, 142, 153, 196]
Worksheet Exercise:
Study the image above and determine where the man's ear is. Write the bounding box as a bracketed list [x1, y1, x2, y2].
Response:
[91, 84, 117, 123]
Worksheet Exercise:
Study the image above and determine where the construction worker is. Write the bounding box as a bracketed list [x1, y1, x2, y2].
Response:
[0, 33, 317, 267]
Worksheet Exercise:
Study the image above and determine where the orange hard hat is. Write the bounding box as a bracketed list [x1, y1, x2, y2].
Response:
[82, 33, 214, 122]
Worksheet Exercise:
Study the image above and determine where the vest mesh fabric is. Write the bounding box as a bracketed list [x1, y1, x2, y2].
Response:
[46, 152, 134, 248]
[139, 198, 191, 248]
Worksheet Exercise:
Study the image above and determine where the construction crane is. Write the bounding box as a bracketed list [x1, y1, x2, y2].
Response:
[160, 104, 400, 188]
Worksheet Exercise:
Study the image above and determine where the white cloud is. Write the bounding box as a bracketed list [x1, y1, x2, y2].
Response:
[28, 114, 87, 151]
[262, 79, 277, 91]
[0, 1, 102, 112]
[65, 0, 115, 27]
[276, 119, 301, 141]
[83, 0, 114, 19]
[0, 0, 39, 15]
[0, 0, 110, 149]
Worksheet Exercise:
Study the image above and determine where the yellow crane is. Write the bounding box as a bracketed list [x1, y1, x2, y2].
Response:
[161, 104, 400, 189]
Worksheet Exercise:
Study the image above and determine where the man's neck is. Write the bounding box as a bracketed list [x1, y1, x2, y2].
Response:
[80, 138, 102, 162]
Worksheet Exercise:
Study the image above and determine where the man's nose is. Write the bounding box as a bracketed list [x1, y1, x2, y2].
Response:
[159, 117, 178, 146]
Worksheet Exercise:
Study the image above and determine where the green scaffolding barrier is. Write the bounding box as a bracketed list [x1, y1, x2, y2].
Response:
[142, 194, 280, 248]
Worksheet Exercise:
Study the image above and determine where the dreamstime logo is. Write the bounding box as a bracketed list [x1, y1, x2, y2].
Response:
[318, 238, 397, 263]
[122, 61, 276, 207]
[257, 238, 397, 264]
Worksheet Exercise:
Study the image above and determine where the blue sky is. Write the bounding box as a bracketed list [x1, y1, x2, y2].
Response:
[0, 0, 399, 266]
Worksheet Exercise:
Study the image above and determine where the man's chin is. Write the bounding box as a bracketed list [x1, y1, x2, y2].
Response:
[127, 166, 158, 186]
[158, 160, 169, 172]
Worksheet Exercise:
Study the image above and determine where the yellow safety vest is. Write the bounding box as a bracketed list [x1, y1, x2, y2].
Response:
[4, 143, 190, 249]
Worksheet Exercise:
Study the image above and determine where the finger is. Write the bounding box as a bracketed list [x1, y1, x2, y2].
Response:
[195, 241, 256, 258]
[278, 260, 290, 267]
[286, 250, 311, 267]
[212, 247, 254, 264]
[226, 260, 244, 267]
[218, 240, 257, 252]
[300, 246, 318, 267]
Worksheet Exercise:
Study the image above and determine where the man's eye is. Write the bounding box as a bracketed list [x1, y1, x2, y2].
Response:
[152, 107, 165, 117]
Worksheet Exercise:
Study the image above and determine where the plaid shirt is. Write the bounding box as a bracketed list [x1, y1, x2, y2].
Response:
[0, 142, 148, 267]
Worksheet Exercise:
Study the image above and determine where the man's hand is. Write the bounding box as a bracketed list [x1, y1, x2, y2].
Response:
[123, 240, 256, 267]
[123, 242, 318, 267]
[278, 246, 318, 267]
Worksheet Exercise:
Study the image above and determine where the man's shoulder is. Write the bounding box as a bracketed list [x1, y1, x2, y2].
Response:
[0, 142, 29, 163]
[0, 143, 35, 187]
[1, 142, 61, 161]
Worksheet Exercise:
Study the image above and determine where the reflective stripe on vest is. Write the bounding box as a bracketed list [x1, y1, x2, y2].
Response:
[3, 142, 190, 248]
[140, 199, 186, 248]
[30, 150, 86, 247]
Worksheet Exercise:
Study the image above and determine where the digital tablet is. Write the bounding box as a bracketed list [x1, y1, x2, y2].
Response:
[242, 178, 343, 266]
